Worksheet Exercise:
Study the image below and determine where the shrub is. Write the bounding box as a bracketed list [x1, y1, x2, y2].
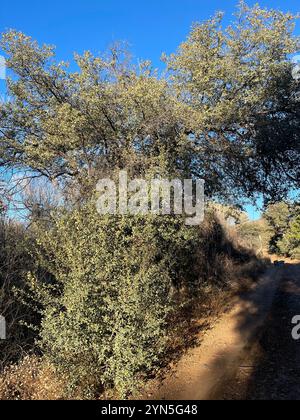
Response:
[27, 204, 200, 397]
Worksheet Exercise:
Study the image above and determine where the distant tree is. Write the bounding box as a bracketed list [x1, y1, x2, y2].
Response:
[278, 213, 300, 259]
[263, 201, 300, 256]
[264, 202, 291, 253]
[237, 219, 270, 252]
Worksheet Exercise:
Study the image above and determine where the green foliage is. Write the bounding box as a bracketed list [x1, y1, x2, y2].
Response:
[263, 202, 300, 258]
[26, 205, 200, 397]
[1, 2, 299, 399]
[165, 1, 300, 199]
[0, 3, 299, 202]
[264, 202, 291, 253]
[278, 214, 300, 259]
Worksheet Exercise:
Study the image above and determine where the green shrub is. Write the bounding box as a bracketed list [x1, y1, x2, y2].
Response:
[278, 214, 300, 259]
[27, 204, 200, 397]
[264, 202, 300, 257]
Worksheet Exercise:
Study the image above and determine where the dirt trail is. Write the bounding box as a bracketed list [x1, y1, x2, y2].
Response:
[148, 262, 300, 400]
[223, 262, 300, 400]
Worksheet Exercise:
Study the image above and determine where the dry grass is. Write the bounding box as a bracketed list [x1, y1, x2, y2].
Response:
[0, 356, 65, 400]
[0, 219, 38, 371]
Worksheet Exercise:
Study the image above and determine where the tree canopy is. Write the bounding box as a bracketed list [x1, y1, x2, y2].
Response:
[0, 2, 299, 207]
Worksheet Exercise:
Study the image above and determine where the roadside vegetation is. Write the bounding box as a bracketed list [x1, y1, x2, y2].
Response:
[0, 2, 299, 399]
[264, 202, 300, 259]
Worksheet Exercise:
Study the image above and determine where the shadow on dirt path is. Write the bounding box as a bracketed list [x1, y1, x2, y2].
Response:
[145, 265, 287, 400]
[144, 262, 300, 400]
[222, 263, 300, 400]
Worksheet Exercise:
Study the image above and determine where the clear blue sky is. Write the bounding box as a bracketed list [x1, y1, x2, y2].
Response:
[1, 1, 299, 66]
[1, 1, 299, 219]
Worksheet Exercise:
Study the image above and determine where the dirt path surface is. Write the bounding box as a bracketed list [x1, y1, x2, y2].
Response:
[147, 262, 300, 400]
[222, 262, 300, 400]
